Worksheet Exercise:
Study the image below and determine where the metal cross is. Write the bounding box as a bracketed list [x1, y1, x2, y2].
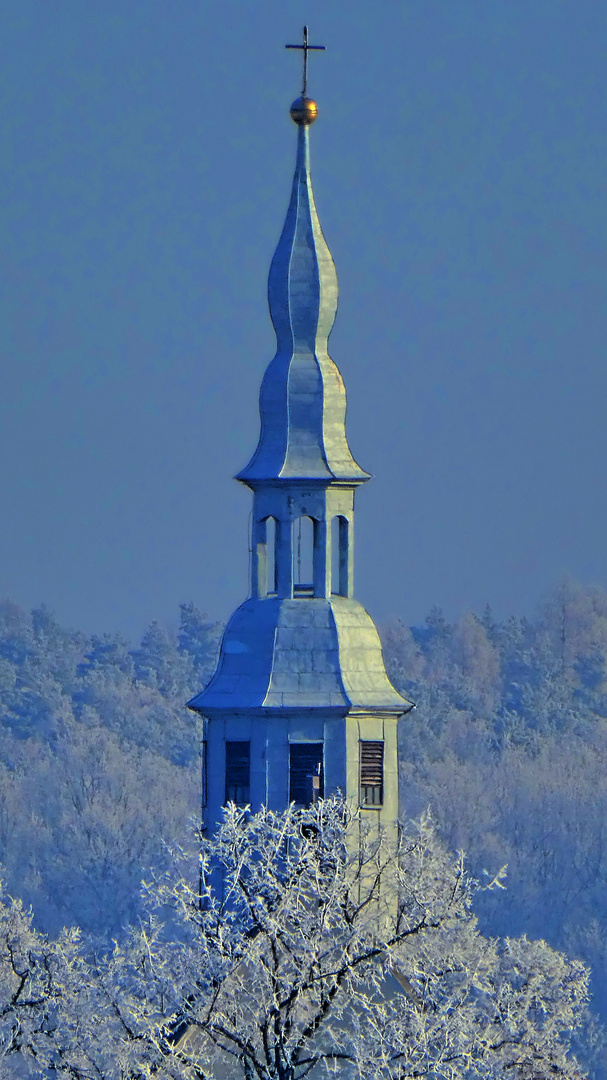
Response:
[285, 26, 326, 97]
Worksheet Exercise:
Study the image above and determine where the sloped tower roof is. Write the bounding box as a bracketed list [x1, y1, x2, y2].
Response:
[188, 595, 408, 714]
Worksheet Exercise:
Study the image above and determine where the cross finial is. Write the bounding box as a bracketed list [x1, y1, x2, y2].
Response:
[285, 26, 326, 97]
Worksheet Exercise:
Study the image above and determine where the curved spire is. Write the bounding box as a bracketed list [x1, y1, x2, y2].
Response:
[237, 110, 369, 486]
[268, 123, 338, 357]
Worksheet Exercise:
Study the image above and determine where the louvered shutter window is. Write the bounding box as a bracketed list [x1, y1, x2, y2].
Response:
[289, 743, 324, 806]
[359, 741, 384, 806]
[225, 741, 250, 805]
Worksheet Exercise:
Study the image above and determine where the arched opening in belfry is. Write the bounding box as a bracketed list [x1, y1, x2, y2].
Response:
[255, 516, 278, 598]
[293, 516, 315, 594]
[265, 516, 277, 595]
[331, 515, 349, 597]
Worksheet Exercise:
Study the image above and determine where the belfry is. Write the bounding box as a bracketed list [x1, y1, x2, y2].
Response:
[188, 32, 413, 831]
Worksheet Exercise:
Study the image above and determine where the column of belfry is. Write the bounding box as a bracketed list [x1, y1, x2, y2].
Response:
[188, 32, 413, 832]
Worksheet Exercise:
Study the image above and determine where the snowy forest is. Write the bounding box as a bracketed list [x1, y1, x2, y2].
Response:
[1, 578, 607, 1073]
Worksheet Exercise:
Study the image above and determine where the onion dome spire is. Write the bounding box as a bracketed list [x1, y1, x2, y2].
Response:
[237, 63, 369, 486]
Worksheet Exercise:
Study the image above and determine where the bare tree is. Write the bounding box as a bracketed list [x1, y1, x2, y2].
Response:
[0, 881, 84, 1079]
[79, 798, 589, 1080]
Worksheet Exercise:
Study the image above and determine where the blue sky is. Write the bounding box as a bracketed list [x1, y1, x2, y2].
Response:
[1, 1, 606, 638]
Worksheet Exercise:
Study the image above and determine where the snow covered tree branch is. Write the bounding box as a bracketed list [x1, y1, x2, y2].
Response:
[79, 798, 588, 1080]
[0, 798, 590, 1079]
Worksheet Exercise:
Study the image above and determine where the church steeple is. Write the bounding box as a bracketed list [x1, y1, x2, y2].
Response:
[189, 41, 413, 831]
[237, 103, 369, 485]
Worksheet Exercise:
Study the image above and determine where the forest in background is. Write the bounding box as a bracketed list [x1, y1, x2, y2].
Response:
[1, 580, 607, 1071]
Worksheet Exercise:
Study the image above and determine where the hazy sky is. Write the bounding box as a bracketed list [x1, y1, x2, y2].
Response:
[1, 1, 606, 639]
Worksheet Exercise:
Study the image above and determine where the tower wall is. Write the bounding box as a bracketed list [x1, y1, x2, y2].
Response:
[202, 711, 399, 837]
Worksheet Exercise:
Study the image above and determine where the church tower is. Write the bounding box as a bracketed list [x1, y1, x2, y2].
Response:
[188, 35, 413, 831]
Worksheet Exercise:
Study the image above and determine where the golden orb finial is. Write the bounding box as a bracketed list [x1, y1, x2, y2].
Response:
[290, 96, 318, 125]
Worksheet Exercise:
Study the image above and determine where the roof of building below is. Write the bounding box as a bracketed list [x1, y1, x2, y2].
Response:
[187, 595, 413, 716]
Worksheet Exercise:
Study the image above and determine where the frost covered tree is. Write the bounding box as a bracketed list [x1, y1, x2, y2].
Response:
[72, 798, 589, 1080]
[0, 880, 84, 1078]
[0, 600, 209, 938]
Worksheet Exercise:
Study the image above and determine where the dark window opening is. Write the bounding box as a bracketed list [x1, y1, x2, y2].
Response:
[201, 739, 208, 809]
[293, 516, 315, 594]
[290, 743, 324, 806]
[331, 515, 349, 596]
[360, 741, 384, 807]
[225, 741, 251, 805]
[266, 517, 277, 595]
